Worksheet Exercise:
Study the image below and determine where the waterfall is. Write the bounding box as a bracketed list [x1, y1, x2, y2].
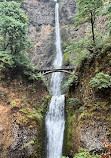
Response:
[45, 3, 65, 158]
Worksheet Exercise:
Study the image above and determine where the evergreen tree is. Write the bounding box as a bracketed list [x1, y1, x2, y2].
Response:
[74, 0, 103, 43]
[0, 1, 31, 54]
[0, 1, 36, 80]
[103, 0, 111, 35]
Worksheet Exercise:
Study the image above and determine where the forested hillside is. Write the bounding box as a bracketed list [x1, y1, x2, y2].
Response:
[0, 0, 111, 158]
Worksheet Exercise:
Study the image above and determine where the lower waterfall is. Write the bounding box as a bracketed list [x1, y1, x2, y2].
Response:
[45, 2, 65, 158]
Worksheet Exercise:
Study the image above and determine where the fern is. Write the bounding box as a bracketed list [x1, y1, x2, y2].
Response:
[89, 72, 111, 90]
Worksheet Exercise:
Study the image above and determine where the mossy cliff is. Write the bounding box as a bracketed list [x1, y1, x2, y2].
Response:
[64, 49, 111, 157]
[0, 72, 50, 158]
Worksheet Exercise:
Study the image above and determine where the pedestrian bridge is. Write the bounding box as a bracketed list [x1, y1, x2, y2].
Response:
[38, 66, 74, 75]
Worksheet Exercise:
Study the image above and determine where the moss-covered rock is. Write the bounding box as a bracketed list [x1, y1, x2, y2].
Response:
[0, 73, 50, 158]
[64, 50, 111, 157]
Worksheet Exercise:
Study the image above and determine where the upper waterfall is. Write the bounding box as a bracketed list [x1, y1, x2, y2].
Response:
[54, 3, 62, 68]
[50, 3, 63, 96]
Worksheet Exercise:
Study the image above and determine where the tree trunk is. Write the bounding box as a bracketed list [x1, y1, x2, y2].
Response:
[91, 12, 95, 44]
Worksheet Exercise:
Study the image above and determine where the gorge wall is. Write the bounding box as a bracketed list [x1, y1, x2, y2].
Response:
[23, 0, 76, 68]
[64, 53, 111, 157]
[0, 72, 49, 158]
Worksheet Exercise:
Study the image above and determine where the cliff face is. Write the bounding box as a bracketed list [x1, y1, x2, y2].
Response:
[65, 52, 111, 156]
[23, 0, 76, 68]
[0, 73, 49, 158]
[23, 0, 55, 68]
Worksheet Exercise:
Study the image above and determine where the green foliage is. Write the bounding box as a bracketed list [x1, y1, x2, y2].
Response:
[75, 0, 103, 23]
[78, 111, 94, 122]
[64, 37, 90, 67]
[30, 140, 35, 145]
[102, 1, 111, 35]
[74, 0, 103, 42]
[63, 52, 70, 65]
[69, 98, 81, 104]
[0, 1, 44, 82]
[73, 149, 100, 158]
[67, 97, 83, 116]
[28, 108, 42, 120]
[63, 75, 79, 91]
[0, 1, 30, 53]
[14, 52, 37, 80]
[62, 156, 69, 158]
[63, 76, 74, 90]
[0, 51, 14, 70]
[89, 72, 111, 90]
[20, 108, 28, 114]
[24, 140, 35, 148]
[20, 108, 42, 120]
[10, 100, 17, 108]
[38, 95, 51, 114]
[62, 41, 68, 50]
[36, 73, 46, 83]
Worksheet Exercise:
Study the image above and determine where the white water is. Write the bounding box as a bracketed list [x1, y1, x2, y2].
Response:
[45, 3, 65, 158]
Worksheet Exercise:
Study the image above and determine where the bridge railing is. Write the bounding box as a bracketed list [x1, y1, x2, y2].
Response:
[38, 66, 74, 71]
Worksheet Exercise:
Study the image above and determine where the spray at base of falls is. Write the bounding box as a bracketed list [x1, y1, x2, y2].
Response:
[45, 3, 65, 158]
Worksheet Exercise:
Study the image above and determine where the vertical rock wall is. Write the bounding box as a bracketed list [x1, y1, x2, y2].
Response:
[23, 0, 76, 68]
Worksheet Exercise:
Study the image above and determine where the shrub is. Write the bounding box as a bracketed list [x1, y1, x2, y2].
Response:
[64, 38, 90, 67]
[89, 72, 111, 90]
[20, 108, 42, 120]
[14, 52, 37, 80]
[68, 98, 82, 110]
[63, 76, 74, 90]
[63, 75, 79, 90]
[0, 51, 14, 70]
[0, 1, 42, 82]
[69, 98, 81, 105]
[73, 149, 100, 158]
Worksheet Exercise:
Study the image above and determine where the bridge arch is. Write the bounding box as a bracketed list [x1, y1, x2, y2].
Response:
[37, 67, 74, 75]
[41, 69, 73, 75]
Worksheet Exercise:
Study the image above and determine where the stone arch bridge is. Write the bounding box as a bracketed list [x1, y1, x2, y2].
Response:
[37, 66, 74, 75]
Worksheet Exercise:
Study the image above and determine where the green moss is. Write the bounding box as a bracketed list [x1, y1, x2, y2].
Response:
[30, 118, 46, 158]
[63, 98, 81, 157]
[20, 108, 28, 114]
[63, 52, 71, 65]
[62, 41, 68, 50]
[29, 95, 51, 158]
[24, 140, 35, 148]
[78, 111, 94, 122]
[73, 148, 100, 158]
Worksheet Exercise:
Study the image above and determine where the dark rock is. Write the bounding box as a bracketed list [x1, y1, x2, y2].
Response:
[7, 123, 37, 158]
[60, 0, 76, 25]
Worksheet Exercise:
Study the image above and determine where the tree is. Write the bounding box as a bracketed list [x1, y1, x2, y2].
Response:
[0, 1, 36, 81]
[0, 1, 31, 54]
[103, 1, 111, 35]
[74, 0, 103, 44]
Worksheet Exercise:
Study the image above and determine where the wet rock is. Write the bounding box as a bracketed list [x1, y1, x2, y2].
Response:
[80, 121, 108, 150]
[24, 0, 54, 26]
[23, 0, 76, 68]
[60, 0, 76, 25]
[7, 123, 37, 158]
